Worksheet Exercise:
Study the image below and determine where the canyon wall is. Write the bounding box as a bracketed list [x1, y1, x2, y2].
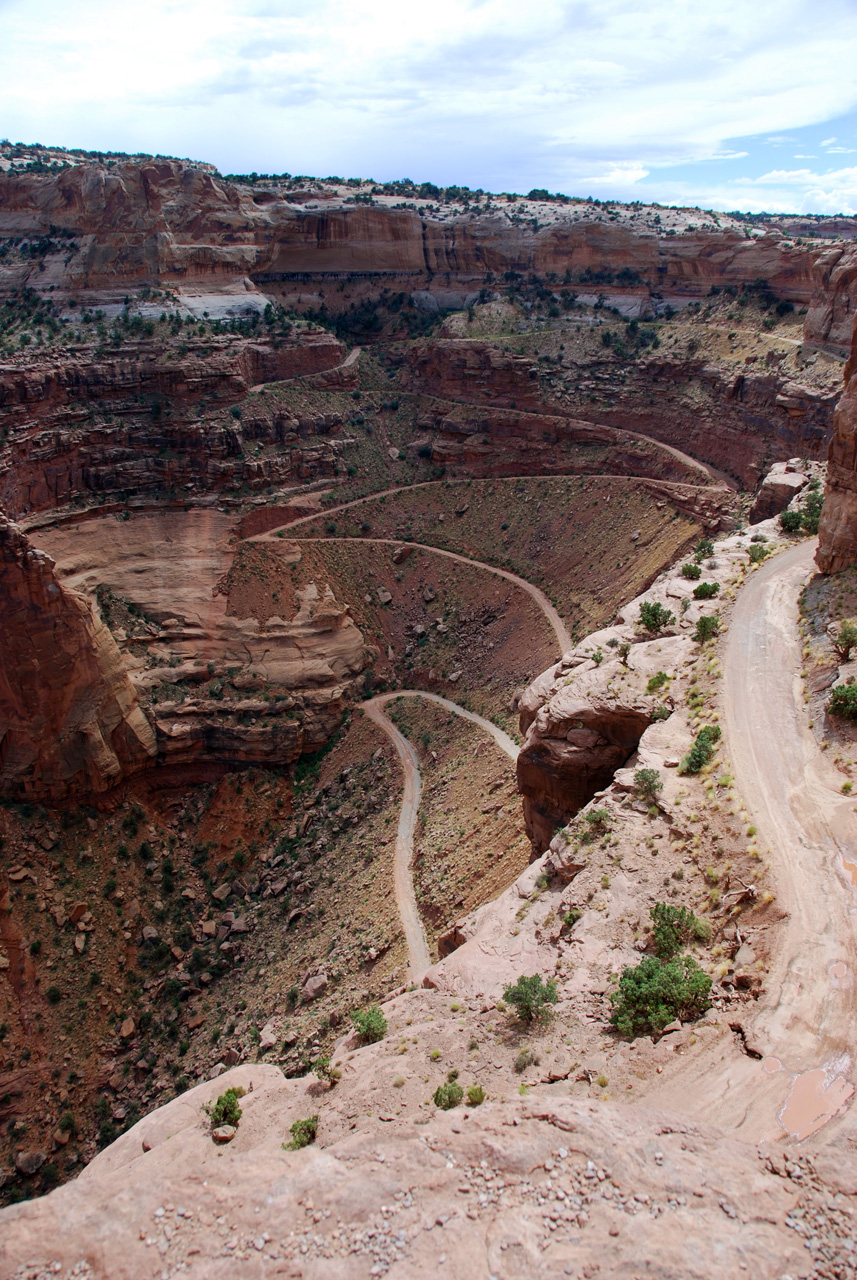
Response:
[0, 514, 156, 799]
[0, 159, 852, 338]
[404, 339, 836, 487]
[816, 314, 857, 572]
[0, 330, 347, 517]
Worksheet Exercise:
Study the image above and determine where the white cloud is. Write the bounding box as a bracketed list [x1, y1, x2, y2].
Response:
[0, 0, 856, 210]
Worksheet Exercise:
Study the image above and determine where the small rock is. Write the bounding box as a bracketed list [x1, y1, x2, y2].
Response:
[212, 1125, 236, 1144]
[119, 1018, 136, 1039]
[422, 585, 436, 603]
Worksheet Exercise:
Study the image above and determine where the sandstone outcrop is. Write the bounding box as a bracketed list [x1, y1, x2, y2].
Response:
[749, 458, 810, 523]
[0, 514, 156, 799]
[0, 1063, 834, 1280]
[817, 315, 857, 573]
[517, 655, 654, 853]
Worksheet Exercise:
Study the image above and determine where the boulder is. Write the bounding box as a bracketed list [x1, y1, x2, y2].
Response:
[749, 462, 808, 523]
[301, 972, 328, 1002]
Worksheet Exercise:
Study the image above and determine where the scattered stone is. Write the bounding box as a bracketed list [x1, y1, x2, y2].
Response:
[15, 1150, 46, 1176]
[119, 1018, 136, 1039]
[212, 1125, 237, 1143]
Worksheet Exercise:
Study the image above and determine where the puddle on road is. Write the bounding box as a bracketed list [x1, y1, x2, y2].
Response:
[779, 1067, 854, 1142]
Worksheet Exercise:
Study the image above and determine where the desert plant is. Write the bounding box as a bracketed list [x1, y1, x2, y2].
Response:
[646, 671, 668, 693]
[694, 615, 720, 643]
[679, 724, 722, 774]
[313, 1055, 342, 1085]
[749, 543, 770, 564]
[610, 954, 712, 1036]
[502, 974, 558, 1024]
[466, 1084, 485, 1106]
[833, 621, 857, 663]
[780, 509, 803, 533]
[681, 563, 702, 580]
[434, 1079, 464, 1110]
[514, 1047, 537, 1073]
[693, 581, 720, 600]
[634, 768, 663, 803]
[286, 1115, 318, 1149]
[693, 539, 714, 562]
[209, 1086, 244, 1128]
[828, 684, 857, 720]
[802, 487, 823, 535]
[650, 902, 705, 960]
[639, 601, 675, 634]
[351, 1004, 387, 1043]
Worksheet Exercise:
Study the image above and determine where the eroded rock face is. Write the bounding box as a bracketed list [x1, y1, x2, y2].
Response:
[0, 1063, 837, 1279]
[517, 656, 654, 854]
[0, 329, 345, 517]
[0, 514, 156, 798]
[817, 317, 857, 573]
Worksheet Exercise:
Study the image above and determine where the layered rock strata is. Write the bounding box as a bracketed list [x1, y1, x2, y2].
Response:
[0, 329, 347, 517]
[817, 316, 857, 573]
[404, 340, 836, 487]
[0, 514, 156, 799]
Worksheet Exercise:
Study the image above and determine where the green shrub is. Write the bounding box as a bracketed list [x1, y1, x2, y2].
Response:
[694, 615, 720, 643]
[679, 724, 722, 774]
[433, 1080, 464, 1109]
[639, 601, 675, 634]
[646, 671, 668, 692]
[46, 986, 62, 1005]
[780, 509, 803, 533]
[693, 581, 720, 600]
[650, 902, 704, 959]
[833, 621, 857, 662]
[802, 488, 823, 535]
[681, 563, 702, 580]
[610, 954, 712, 1036]
[502, 974, 558, 1024]
[748, 543, 769, 564]
[466, 1084, 485, 1106]
[828, 684, 857, 720]
[351, 1004, 388, 1043]
[693, 539, 714, 562]
[313, 1055, 342, 1085]
[634, 768, 663, 802]
[287, 1115, 318, 1149]
[210, 1086, 245, 1128]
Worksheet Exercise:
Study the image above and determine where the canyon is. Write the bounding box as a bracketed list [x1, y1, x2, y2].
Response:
[2, 142, 857, 1278]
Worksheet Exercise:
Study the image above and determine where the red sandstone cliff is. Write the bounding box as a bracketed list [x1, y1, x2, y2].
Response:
[0, 514, 157, 798]
[0, 159, 845, 325]
[816, 314, 857, 572]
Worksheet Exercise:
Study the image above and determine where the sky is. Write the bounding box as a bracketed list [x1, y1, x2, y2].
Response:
[2, 0, 857, 214]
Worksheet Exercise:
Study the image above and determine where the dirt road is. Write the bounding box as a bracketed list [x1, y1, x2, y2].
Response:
[277, 535, 572, 656]
[646, 539, 857, 1143]
[361, 691, 518, 980]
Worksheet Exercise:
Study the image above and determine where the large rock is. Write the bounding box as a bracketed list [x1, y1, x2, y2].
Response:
[0, 514, 156, 799]
[516, 656, 654, 854]
[818, 315, 857, 572]
[749, 459, 808, 523]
